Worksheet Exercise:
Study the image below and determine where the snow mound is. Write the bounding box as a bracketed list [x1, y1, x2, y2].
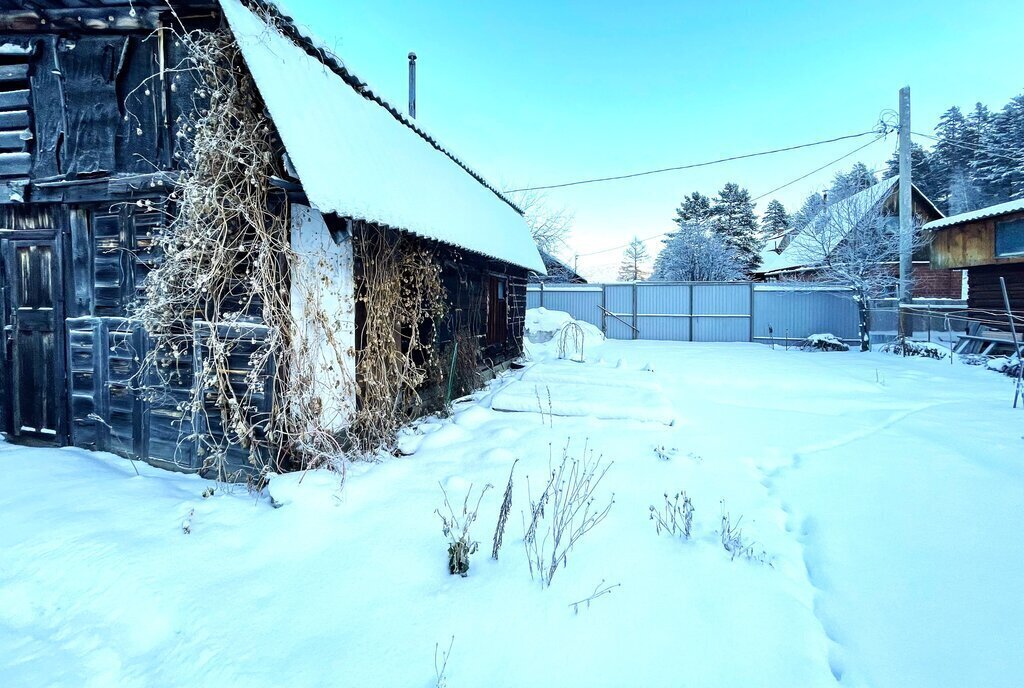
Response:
[491, 379, 674, 424]
[267, 469, 342, 509]
[799, 333, 850, 352]
[986, 354, 1022, 377]
[524, 307, 605, 361]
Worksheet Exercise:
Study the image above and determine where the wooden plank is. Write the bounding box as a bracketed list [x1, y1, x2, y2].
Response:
[0, 111, 30, 129]
[0, 64, 29, 83]
[0, 129, 31, 151]
[0, 152, 31, 177]
[0, 89, 30, 111]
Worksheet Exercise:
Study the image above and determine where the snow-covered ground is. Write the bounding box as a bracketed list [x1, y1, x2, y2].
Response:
[2, 313, 1022, 687]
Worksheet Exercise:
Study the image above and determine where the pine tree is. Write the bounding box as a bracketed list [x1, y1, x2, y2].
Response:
[970, 99, 1019, 202]
[651, 223, 743, 281]
[828, 162, 877, 202]
[933, 107, 970, 178]
[947, 167, 983, 214]
[884, 143, 938, 200]
[789, 192, 826, 233]
[673, 192, 713, 226]
[617, 236, 651, 281]
[708, 183, 762, 272]
[760, 199, 789, 237]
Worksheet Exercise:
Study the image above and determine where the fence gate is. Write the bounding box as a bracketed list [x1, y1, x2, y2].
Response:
[528, 282, 860, 344]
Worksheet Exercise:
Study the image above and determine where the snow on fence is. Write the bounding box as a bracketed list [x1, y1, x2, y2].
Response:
[526, 282, 861, 344]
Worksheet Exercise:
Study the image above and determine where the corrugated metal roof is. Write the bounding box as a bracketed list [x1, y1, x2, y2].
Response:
[220, 0, 545, 273]
[756, 178, 898, 275]
[923, 198, 1024, 231]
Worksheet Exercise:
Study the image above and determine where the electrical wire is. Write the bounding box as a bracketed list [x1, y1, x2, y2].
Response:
[504, 128, 887, 193]
[911, 130, 1024, 164]
[574, 134, 892, 259]
[751, 135, 887, 202]
[577, 136, 897, 262]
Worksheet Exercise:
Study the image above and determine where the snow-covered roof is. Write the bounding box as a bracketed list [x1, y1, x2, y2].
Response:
[923, 198, 1024, 231]
[756, 178, 898, 275]
[219, 0, 545, 273]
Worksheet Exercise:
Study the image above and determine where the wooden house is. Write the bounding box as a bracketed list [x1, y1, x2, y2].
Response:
[753, 178, 965, 299]
[925, 198, 1024, 318]
[0, 0, 544, 475]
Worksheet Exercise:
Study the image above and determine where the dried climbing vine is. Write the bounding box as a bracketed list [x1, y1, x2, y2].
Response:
[132, 26, 347, 479]
[349, 226, 447, 453]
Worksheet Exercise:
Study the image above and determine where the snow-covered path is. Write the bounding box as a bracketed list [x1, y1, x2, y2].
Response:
[1, 339, 1021, 687]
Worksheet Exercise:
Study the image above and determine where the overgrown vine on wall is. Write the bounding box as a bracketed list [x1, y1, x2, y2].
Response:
[349, 226, 447, 453]
[132, 24, 348, 480]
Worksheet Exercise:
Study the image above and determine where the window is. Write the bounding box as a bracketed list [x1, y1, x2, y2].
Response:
[995, 218, 1024, 257]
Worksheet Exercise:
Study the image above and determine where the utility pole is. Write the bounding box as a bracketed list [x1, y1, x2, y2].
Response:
[898, 86, 913, 329]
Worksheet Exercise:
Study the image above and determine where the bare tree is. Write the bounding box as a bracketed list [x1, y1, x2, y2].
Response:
[617, 236, 651, 281]
[791, 193, 923, 351]
[512, 190, 575, 254]
[651, 223, 744, 281]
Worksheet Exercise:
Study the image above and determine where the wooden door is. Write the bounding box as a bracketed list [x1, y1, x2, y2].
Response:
[1, 232, 65, 442]
[485, 276, 508, 345]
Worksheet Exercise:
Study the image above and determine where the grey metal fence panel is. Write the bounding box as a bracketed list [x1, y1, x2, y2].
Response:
[530, 287, 603, 328]
[526, 282, 861, 345]
[637, 283, 691, 340]
[692, 283, 751, 342]
[752, 287, 859, 344]
[604, 284, 635, 338]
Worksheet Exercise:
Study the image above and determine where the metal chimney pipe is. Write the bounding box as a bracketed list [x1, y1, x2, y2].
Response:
[408, 52, 417, 118]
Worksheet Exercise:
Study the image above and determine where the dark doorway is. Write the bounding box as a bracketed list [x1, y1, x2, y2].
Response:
[1, 230, 65, 443]
[485, 275, 508, 345]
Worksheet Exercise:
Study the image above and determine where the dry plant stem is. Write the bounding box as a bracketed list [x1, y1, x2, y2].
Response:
[491, 458, 518, 560]
[650, 491, 694, 539]
[568, 579, 622, 614]
[434, 635, 454, 688]
[523, 440, 615, 587]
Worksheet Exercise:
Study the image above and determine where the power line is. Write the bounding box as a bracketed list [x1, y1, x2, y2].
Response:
[911, 130, 1024, 164]
[505, 127, 887, 193]
[576, 231, 670, 258]
[573, 134, 891, 260]
[752, 135, 887, 201]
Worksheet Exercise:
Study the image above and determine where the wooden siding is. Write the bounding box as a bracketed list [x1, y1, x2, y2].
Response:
[966, 264, 1024, 317]
[931, 210, 1024, 270]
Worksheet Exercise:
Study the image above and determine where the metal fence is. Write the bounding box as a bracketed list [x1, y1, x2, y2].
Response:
[527, 282, 862, 344]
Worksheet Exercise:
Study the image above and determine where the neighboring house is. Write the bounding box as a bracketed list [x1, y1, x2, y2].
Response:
[0, 0, 543, 474]
[925, 198, 1024, 317]
[531, 249, 586, 283]
[753, 178, 963, 298]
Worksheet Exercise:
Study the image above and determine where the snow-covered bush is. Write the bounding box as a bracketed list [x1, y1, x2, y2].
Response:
[436, 482, 492, 577]
[799, 333, 850, 352]
[878, 337, 948, 360]
[522, 442, 614, 587]
[650, 491, 694, 539]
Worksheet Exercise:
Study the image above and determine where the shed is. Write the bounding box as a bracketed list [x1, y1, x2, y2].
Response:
[753, 178, 963, 299]
[925, 198, 1024, 317]
[0, 0, 543, 476]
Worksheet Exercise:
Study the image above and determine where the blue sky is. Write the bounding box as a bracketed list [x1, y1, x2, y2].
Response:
[281, 0, 1024, 279]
